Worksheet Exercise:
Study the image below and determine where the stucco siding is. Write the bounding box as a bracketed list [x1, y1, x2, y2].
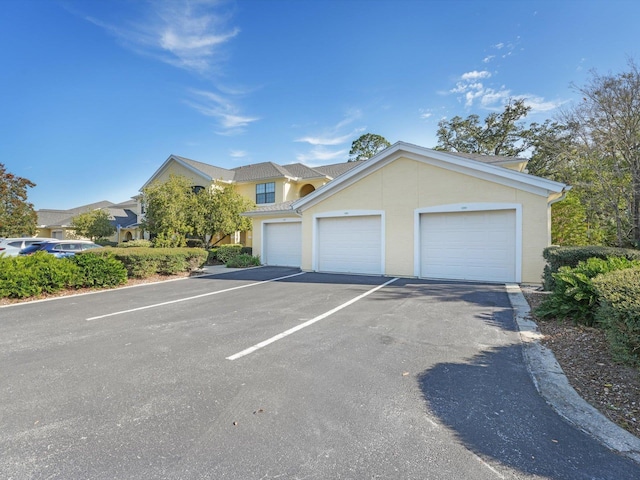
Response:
[298, 156, 550, 283]
[153, 163, 209, 187]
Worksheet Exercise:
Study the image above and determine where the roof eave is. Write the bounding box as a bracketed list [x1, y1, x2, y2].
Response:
[293, 141, 568, 211]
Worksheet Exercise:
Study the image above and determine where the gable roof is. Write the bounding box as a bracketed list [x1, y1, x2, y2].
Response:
[37, 200, 138, 229]
[292, 141, 568, 212]
[143, 154, 369, 190]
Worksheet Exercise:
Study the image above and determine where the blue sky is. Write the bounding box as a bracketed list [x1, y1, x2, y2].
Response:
[2, 0, 639, 210]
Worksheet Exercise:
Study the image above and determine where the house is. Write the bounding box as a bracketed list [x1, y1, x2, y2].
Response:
[245, 142, 569, 284]
[141, 154, 366, 246]
[36, 199, 141, 243]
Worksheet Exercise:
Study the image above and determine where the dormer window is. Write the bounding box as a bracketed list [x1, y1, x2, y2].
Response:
[256, 182, 275, 204]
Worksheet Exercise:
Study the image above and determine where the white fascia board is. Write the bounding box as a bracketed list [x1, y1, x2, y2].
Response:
[140, 155, 213, 191]
[293, 141, 567, 211]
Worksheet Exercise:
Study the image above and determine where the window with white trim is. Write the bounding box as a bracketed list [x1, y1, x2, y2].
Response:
[256, 182, 275, 204]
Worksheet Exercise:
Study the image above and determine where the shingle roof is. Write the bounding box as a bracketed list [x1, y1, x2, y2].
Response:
[172, 151, 523, 187]
[231, 162, 293, 182]
[37, 200, 138, 228]
[175, 156, 236, 182]
[244, 200, 297, 216]
[280, 163, 326, 180]
[314, 160, 366, 179]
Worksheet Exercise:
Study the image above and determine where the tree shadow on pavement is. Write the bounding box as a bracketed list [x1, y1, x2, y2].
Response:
[418, 344, 640, 479]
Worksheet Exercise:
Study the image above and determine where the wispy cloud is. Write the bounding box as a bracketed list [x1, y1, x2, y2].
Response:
[419, 108, 433, 120]
[296, 147, 349, 165]
[84, 0, 238, 75]
[449, 71, 508, 107]
[517, 95, 567, 113]
[186, 89, 259, 135]
[229, 149, 248, 158]
[460, 70, 491, 81]
[80, 0, 259, 135]
[295, 110, 365, 164]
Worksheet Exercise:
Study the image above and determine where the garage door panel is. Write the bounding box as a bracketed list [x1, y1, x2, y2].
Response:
[264, 222, 301, 267]
[317, 216, 382, 275]
[420, 210, 516, 283]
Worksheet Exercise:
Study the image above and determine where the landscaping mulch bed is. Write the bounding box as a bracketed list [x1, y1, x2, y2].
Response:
[522, 288, 640, 439]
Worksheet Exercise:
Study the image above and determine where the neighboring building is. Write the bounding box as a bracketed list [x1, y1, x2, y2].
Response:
[140, 155, 367, 246]
[36, 143, 569, 284]
[36, 199, 140, 243]
[245, 141, 569, 284]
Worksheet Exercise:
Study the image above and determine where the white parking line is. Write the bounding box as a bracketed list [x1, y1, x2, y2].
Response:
[86, 272, 306, 321]
[226, 277, 399, 360]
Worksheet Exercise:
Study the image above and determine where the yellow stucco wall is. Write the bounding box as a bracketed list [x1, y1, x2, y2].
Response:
[152, 163, 210, 187]
[294, 157, 551, 283]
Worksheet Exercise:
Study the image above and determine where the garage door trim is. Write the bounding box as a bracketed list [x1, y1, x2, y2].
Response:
[312, 210, 385, 274]
[413, 203, 522, 283]
[261, 219, 302, 267]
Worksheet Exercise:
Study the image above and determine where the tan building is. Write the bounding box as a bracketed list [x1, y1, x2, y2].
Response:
[141, 154, 366, 246]
[246, 142, 569, 284]
[36, 200, 140, 243]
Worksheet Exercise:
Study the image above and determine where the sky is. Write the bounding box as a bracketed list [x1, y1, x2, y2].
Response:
[2, 0, 639, 211]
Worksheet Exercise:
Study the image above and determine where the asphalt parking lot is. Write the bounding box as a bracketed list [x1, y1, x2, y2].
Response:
[1, 266, 639, 479]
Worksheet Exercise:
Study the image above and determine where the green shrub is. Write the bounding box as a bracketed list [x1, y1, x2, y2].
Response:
[240, 246, 252, 255]
[216, 244, 243, 263]
[95, 239, 117, 247]
[535, 256, 640, 326]
[186, 238, 205, 248]
[117, 239, 152, 248]
[226, 254, 261, 268]
[206, 248, 218, 264]
[0, 252, 80, 298]
[542, 246, 640, 290]
[593, 268, 640, 366]
[71, 251, 127, 287]
[101, 247, 208, 278]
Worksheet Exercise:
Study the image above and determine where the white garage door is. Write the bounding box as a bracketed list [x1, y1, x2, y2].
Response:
[263, 222, 302, 267]
[317, 216, 382, 275]
[420, 210, 516, 282]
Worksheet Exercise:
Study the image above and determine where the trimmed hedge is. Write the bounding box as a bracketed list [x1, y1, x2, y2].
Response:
[186, 238, 205, 248]
[216, 244, 243, 263]
[71, 251, 127, 287]
[94, 247, 208, 278]
[535, 256, 640, 326]
[0, 251, 128, 299]
[0, 252, 78, 298]
[226, 254, 260, 268]
[542, 246, 640, 290]
[593, 267, 640, 367]
[117, 239, 153, 248]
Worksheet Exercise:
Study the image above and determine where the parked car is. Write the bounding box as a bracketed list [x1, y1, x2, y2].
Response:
[19, 240, 103, 258]
[0, 237, 57, 257]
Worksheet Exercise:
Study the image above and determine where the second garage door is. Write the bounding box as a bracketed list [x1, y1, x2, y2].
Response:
[317, 215, 382, 275]
[263, 222, 302, 267]
[420, 210, 516, 282]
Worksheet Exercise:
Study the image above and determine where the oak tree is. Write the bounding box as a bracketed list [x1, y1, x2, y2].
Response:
[0, 163, 37, 237]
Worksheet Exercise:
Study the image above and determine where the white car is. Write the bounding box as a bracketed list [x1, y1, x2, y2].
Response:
[0, 237, 57, 257]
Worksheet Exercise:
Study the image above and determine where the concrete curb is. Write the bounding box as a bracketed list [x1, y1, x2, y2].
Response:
[505, 284, 640, 464]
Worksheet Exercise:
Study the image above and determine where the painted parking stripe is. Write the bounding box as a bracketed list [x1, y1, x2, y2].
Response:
[86, 272, 306, 321]
[227, 277, 400, 360]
